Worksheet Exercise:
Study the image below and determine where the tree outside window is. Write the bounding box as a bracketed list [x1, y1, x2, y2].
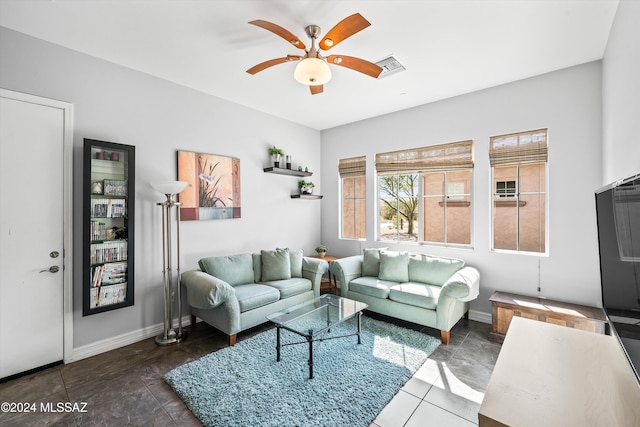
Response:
[378, 174, 419, 242]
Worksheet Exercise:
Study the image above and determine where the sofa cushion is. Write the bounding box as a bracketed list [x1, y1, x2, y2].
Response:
[389, 283, 441, 310]
[261, 277, 312, 299]
[408, 254, 465, 286]
[349, 276, 395, 299]
[362, 248, 383, 277]
[261, 248, 292, 281]
[233, 284, 280, 312]
[379, 250, 409, 283]
[286, 248, 304, 278]
[198, 254, 255, 287]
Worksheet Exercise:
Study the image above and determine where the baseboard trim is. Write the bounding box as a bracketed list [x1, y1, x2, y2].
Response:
[69, 316, 192, 363]
[469, 309, 492, 325]
[69, 311, 490, 363]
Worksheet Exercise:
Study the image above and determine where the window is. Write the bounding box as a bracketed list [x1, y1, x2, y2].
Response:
[422, 170, 472, 245]
[339, 156, 366, 239]
[376, 141, 474, 245]
[496, 180, 516, 197]
[490, 129, 547, 253]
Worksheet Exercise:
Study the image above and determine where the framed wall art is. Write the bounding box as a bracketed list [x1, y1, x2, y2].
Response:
[177, 150, 241, 220]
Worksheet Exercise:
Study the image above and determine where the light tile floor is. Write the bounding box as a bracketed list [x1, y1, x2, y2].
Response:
[0, 313, 500, 426]
[370, 314, 501, 426]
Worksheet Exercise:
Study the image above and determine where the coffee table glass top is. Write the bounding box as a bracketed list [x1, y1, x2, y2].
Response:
[267, 294, 367, 337]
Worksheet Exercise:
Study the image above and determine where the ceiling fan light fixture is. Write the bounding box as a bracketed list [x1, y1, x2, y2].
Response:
[294, 57, 332, 85]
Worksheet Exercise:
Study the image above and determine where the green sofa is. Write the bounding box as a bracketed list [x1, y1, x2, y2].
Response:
[181, 248, 328, 345]
[329, 249, 480, 344]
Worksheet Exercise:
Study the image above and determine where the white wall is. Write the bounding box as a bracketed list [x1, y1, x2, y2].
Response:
[320, 62, 604, 315]
[0, 27, 322, 349]
[602, 0, 640, 185]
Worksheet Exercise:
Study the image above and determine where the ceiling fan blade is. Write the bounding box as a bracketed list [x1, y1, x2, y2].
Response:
[327, 55, 383, 78]
[249, 20, 306, 50]
[319, 13, 371, 51]
[310, 85, 323, 95]
[246, 56, 301, 75]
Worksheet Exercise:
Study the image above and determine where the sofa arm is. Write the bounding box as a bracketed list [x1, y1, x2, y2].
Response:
[440, 266, 480, 302]
[302, 257, 329, 297]
[328, 255, 363, 295]
[181, 270, 236, 310]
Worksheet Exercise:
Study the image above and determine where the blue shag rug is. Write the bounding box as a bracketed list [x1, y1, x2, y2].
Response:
[164, 316, 440, 427]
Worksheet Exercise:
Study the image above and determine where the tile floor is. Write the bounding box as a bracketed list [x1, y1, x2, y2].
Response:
[0, 314, 501, 427]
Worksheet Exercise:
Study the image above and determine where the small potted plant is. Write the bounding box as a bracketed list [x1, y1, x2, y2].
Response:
[298, 180, 315, 195]
[268, 146, 284, 168]
[315, 245, 328, 258]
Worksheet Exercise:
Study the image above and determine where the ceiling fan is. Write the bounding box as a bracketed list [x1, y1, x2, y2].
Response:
[246, 13, 383, 95]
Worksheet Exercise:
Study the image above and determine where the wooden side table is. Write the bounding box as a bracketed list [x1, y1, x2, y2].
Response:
[311, 255, 338, 295]
[489, 291, 607, 343]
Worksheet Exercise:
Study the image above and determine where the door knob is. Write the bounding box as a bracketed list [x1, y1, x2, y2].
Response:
[40, 266, 60, 273]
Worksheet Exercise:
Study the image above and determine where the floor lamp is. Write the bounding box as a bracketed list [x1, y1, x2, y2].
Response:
[152, 181, 188, 345]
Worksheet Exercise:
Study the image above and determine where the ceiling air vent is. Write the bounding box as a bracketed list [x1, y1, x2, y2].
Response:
[375, 55, 406, 78]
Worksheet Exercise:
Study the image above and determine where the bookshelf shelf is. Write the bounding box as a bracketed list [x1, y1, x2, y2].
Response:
[83, 139, 135, 316]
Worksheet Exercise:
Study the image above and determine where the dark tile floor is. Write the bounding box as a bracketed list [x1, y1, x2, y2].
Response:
[0, 315, 501, 427]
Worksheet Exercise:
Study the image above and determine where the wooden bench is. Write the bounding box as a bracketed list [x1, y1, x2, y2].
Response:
[489, 291, 607, 343]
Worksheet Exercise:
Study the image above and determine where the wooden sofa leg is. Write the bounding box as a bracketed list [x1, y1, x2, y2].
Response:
[190, 314, 197, 332]
[441, 330, 450, 345]
[228, 334, 237, 346]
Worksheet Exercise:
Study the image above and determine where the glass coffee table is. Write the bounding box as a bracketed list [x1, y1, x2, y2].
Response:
[266, 294, 368, 379]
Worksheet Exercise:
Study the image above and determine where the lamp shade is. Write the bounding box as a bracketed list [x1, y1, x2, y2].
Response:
[294, 58, 332, 85]
[152, 181, 187, 196]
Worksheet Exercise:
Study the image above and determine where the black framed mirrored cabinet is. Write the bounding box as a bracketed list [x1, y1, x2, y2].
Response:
[83, 139, 135, 316]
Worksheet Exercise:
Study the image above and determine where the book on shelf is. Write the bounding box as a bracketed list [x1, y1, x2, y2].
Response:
[90, 198, 126, 218]
[89, 282, 127, 308]
[90, 241, 128, 265]
[90, 261, 127, 287]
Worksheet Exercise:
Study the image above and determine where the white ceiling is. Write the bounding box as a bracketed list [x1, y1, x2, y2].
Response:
[0, 0, 619, 130]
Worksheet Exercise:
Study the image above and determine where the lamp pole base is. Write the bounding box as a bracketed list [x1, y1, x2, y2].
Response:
[155, 329, 188, 346]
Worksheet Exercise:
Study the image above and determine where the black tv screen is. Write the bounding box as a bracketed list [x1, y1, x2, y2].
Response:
[595, 172, 640, 384]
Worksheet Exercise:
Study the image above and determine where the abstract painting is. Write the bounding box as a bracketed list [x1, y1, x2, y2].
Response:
[177, 150, 241, 220]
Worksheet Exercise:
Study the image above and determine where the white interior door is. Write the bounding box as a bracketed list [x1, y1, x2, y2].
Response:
[0, 92, 70, 378]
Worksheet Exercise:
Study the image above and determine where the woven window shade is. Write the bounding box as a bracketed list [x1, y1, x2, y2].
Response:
[490, 129, 548, 166]
[375, 140, 473, 175]
[338, 156, 366, 178]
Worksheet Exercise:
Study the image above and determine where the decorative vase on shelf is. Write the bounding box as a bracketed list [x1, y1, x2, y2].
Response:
[318, 251, 326, 258]
[272, 154, 281, 168]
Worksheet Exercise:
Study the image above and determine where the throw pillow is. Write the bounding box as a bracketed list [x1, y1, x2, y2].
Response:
[378, 250, 409, 283]
[278, 247, 304, 278]
[362, 248, 383, 277]
[198, 254, 255, 287]
[261, 248, 292, 281]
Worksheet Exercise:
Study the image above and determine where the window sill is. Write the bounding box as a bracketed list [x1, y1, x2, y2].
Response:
[494, 200, 527, 207]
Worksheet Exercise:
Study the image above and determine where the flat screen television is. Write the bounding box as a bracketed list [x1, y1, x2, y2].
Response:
[595, 171, 640, 385]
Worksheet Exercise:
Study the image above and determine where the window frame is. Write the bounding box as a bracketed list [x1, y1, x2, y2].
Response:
[490, 129, 548, 255]
[376, 169, 473, 247]
[340, 174, 367, 240]
[338, 156, 367, 241]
